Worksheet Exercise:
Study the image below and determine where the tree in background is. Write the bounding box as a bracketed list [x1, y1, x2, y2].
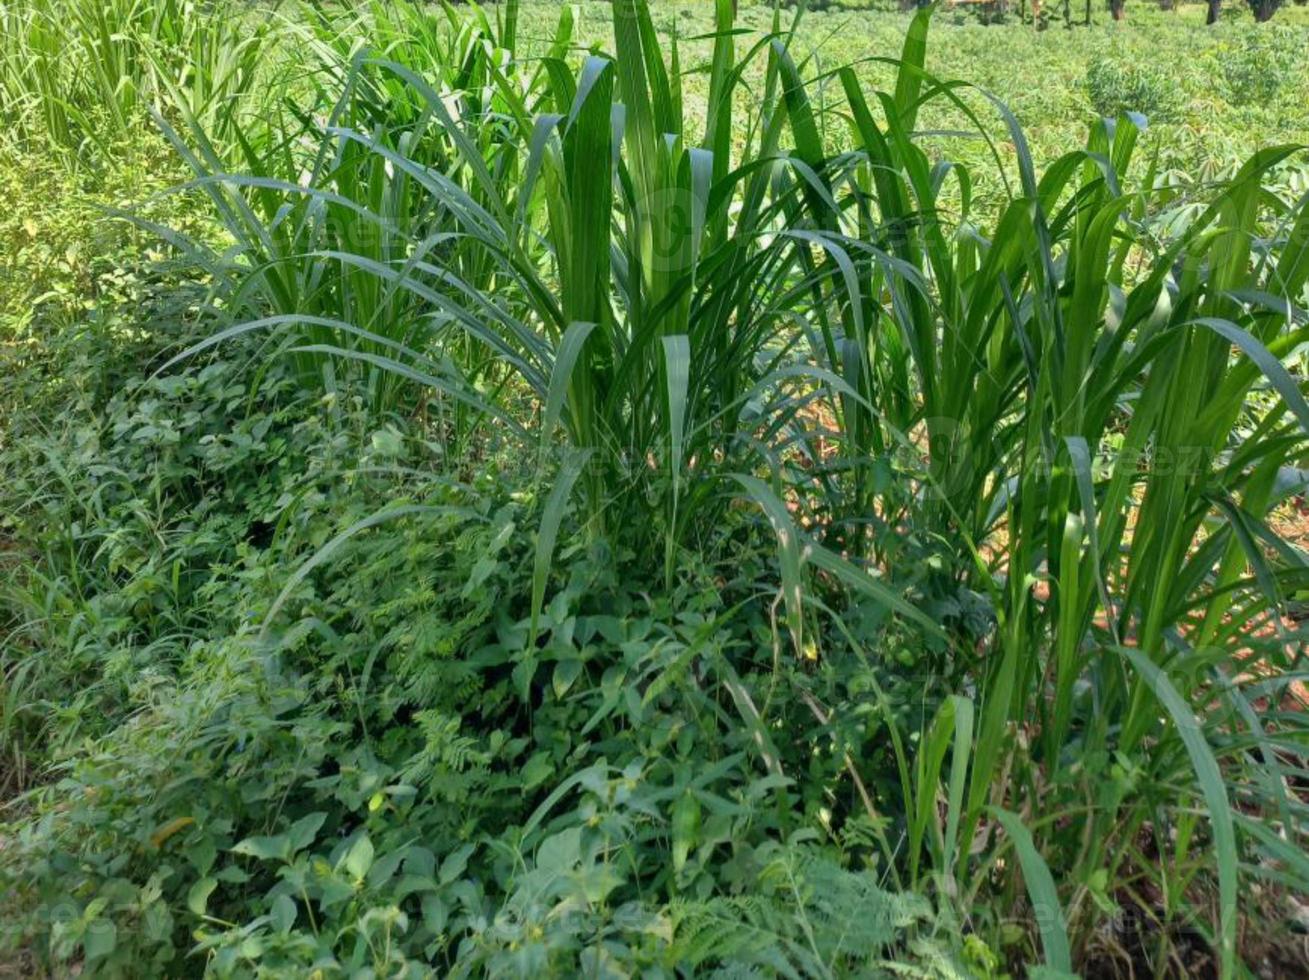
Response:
[1207, 0, 1222, 21]
[1108, 0, 1126, 18]
[1248, 0, 1280, 18]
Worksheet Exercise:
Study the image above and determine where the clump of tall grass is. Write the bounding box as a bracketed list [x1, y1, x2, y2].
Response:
[157, 1, 1309, 973]
[0, 0, 272, 162]
[163, 0, 871, 553]
[841, 41, 1309, 972]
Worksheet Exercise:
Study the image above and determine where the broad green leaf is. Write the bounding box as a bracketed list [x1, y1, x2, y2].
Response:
[83, 920, 117, 961]
[270, 894, 297, 934]
[287, 812, 328, 853]
[1118, 647, 1237, 980]
[343, 834, 375, 881]
[187, 878, 218, 917]
[529, 450, 593, 649]
[671, 791, 701, 874]
[893, 5, 933, 134]
[733, 474, 805, 657]
[663, 335, 691, 489]
[542, 321, 598, 452]
[232, 834, 290, 862]
[993, 809, 1072, 974]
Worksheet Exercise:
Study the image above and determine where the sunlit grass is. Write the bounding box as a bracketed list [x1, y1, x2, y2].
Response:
[3, 0, 1309, 974]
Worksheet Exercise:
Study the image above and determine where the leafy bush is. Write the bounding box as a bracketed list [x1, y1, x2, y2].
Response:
[0, 320, 961, 975]
[1084, 55, 1181, 121]
[1216, 29, 1302, 104]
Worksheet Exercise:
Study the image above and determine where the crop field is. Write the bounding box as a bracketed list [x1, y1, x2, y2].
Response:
[3, 1, 1309, 977]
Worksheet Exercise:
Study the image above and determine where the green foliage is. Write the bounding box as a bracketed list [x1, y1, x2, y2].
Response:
[4, 2, 1309, 979]
[0, 0, 274, 164]
[0, 132, 189, 334]
[668, 846, 953, 977]
[1084, 55, 1181, 121]
[1214, 28, 1302, 104]
[0, 286, 950, 974]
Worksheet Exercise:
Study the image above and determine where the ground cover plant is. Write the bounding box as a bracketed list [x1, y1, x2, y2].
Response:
[3, 1, 1309, 977]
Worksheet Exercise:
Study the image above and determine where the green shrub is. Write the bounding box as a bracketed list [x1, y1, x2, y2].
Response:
[1084, 55, 1181, 121]
[0, 322, 961, 974]
[1216, 29, 1302, 105]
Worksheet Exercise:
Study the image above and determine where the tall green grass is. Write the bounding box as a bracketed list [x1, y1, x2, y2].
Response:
[133, 0, 1309, 972]
[835, 33, 1309, 967]
[0, 0, 271, 161]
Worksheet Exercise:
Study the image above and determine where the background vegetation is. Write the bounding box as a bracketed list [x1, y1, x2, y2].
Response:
[3, 1, 1309, 977]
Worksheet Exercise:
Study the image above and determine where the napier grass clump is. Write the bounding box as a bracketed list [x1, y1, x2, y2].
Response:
[2, 1, 1309, 976]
